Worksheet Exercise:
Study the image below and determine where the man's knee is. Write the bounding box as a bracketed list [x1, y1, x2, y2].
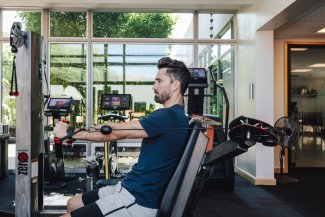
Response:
[67, 194, 84, 213]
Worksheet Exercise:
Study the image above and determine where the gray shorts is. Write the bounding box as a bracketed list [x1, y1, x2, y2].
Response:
[71, 182, 157, 217]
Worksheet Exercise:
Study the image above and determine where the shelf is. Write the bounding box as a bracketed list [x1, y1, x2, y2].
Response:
[291, 94, 318, 97]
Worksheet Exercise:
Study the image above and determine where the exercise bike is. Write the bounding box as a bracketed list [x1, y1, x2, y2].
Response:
[85, 94, 132, 189]
[43, 97, 75, 189]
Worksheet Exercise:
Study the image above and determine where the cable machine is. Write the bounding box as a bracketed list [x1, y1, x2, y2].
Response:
[11, 22, 46, 217]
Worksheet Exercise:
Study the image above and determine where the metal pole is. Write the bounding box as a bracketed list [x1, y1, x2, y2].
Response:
[15, 32, 45, 217]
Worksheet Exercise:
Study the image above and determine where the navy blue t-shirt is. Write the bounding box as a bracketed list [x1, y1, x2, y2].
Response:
[121, 104, 189, 209]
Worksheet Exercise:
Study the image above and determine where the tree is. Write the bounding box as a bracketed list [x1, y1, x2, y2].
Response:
[19, 11, 176, 38]
[1, 45, 16, 125]
[17, 11, 41, 34]
[49, 11, 87, 37]
[93, 12, 175, 38]
[121, 13, 175, 38]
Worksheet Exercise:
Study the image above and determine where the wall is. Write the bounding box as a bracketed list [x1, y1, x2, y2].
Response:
[235, 0, 295, 184]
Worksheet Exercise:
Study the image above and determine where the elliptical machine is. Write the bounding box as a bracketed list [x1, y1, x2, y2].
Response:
[187, 67, 235, 191]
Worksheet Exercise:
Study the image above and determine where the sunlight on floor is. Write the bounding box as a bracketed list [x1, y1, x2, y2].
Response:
[44, 193, 72, 206]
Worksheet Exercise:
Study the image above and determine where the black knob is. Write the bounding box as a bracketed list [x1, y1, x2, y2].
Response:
[100, 125, 112, 135]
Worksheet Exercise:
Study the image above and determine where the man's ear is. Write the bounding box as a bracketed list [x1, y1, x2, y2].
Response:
[171, 79, 181, 92]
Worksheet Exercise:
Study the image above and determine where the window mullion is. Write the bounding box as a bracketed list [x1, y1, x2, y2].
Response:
[87, 9, 93, 127]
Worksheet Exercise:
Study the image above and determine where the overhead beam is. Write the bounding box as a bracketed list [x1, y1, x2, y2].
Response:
[0, 0, 257, 11]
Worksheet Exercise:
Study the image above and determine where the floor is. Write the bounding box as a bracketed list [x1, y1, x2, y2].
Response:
[2, 171, 325, 217]
[291, 134, 325, 167]
[194, 169, 325, 217]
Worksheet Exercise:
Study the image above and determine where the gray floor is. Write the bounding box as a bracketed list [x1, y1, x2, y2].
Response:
[292, 135, 325, 167]
[195, 176, 304, 217]
[195, 170, 325, 217]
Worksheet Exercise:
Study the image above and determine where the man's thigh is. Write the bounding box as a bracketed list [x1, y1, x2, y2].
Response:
[82, 182, 119, 206]
[70, 202, 103, 217]
[71, 187, 134, 217]
[71, 182, 133, 217]
[71, 182, 157, 217]
[96, 182, 135, 216]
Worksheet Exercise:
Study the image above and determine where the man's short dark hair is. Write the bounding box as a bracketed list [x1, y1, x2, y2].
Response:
[157, 57, 190, 95]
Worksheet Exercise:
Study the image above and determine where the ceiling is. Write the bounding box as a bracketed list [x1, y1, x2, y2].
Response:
[273, 1, 325, 39]
[277, 0, 325, 79]
[261, 0, 325, 79]
[290, 46, 325, 78]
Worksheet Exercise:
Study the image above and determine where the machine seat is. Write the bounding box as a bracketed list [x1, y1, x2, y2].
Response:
[157, 118, 209, 217]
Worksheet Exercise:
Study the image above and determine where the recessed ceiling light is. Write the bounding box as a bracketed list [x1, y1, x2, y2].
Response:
[316, 27, 325, 33]
[309, 63, 325, 67]
[291, 69, 312, 73]
[291, 48, 308, 51]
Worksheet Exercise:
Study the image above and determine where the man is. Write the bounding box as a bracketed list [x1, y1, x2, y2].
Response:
[53, 57, 191, 217]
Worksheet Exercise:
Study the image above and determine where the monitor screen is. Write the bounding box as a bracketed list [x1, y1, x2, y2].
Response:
[188, 68, 208, 87]
[100, 94, 131, 110]
[47, 98, 73, 110]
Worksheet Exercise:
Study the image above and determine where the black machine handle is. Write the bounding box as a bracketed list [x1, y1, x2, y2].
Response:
[208, 65, 230, 136]
[215, 83, 229, 136]
[98, 113, 129, 122]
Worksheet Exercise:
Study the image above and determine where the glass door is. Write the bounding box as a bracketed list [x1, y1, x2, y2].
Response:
[287, 44, 325, 168]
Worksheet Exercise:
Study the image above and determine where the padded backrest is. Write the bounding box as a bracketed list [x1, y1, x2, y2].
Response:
[157, 118, 209, 217]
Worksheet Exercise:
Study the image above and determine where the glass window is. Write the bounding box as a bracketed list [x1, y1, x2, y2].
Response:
[220, 27, 233, 39]
[92, 43, 193, 124]
[198, 44, 235, 123]
[1, 43, 16, 125]
[63, 143, 87, 172]
[198, 13, 234, 39]
[50, 11, 87, 37]
[50, 43, 87, 127]
[2, 10, 41, 37]
[93, 12, 193, 39]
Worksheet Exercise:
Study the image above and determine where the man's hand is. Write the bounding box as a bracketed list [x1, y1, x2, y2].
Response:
[53, 121, 69, 139]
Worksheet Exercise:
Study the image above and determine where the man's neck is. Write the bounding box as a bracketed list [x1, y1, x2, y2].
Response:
[163, 95, 184, 108]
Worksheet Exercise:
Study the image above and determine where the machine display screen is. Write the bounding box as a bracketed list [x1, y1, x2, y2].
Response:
[100, 94, 131, 110]
[47, 98, 73, 110]
[188, 68, 208, 87]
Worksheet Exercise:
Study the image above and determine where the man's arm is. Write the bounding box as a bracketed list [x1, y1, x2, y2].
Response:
[53, 120, 148, 142]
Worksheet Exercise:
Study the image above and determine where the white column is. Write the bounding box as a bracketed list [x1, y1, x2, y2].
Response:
[255, 30, 275, 180]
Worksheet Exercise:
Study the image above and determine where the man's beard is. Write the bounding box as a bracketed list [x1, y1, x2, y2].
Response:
[154, 90, 171, 104]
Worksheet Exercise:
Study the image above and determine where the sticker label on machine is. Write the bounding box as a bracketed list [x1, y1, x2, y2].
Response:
[17, 151, 29, 175]
[31, 159, 38, 179]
